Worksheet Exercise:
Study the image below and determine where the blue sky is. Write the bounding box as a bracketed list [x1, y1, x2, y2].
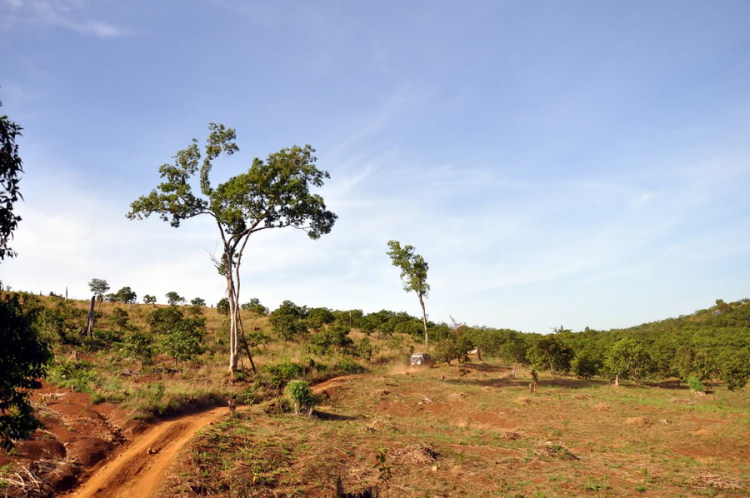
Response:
[2, 0, 749, 333]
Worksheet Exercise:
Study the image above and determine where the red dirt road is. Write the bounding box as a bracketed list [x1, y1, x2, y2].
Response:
[64, 407, 228, 498]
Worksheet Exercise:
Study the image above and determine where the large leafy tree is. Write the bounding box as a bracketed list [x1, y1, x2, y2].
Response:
[0, 101, 52, 449]
[128, 124, 336, 372]
[386, 240, 431, 347]
[0, 100, 23, 260]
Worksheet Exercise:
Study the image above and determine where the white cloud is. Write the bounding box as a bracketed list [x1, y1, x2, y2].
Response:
[0, 0, 127, 37]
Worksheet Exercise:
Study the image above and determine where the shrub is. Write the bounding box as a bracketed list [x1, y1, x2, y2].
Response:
[307, 324, 352, 355]
[257, 361, 306, 390]
[355, 337, 373, 361]
[333, 356, 366, 374]
[121, 329, 155, 365]
[161, 325, 206, 363]
[147, 306, 185, 334]
[284, 380, 318, 415]
[434, 335, 473, 365]
[216, 298, 230, 315]
[241, 298, 269, 316]
[687, 376, 705, 393]
[47, 360, 97, 393]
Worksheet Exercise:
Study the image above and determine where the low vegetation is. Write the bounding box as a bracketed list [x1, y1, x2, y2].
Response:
[0, 291, 747, 496]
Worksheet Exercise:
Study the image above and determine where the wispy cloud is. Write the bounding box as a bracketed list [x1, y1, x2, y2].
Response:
[0, 0, 127, 37]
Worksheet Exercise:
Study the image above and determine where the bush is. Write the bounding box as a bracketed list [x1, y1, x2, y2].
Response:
[333, 356, 366, 374]
[217, 298, 230, 315]
[307, 324, 353, 355]
[284, 380, 319, 415]
[355, 337, 373, 361]
[147, 306, 185, 335]
[687, 376, 705, 393]
[47, 360, 97, 393]
[241, 298, 269, 316]
[257, 361, 306, 390]
[121, 329, 155, 365]
[433, 335, 473, 365]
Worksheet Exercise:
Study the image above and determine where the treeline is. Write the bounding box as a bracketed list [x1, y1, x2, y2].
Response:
[7, 288, 750, 392]
[264, 298, 750, 391]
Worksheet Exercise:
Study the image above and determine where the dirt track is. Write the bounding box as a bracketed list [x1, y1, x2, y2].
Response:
[64, 406, 228, 498]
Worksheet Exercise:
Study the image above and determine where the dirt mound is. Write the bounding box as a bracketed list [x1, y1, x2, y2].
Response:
[66, 438, 114, 466]
[626, 417, 650, 426]
[14, 439, 67, 460]
[2, 383, 128, 497]
[394, 443, 438, 465]
[534, 442, 579, 461]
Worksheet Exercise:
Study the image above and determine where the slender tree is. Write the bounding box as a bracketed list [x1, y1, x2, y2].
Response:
[128, 123, 336, 373]
[386, 240, 431, 348]
[88, 278, 110, 301]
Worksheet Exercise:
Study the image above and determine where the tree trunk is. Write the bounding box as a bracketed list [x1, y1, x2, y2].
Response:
[417, 293, 428, 349]
[615, 374, 620, 387]
[225, 256, 239, 373]
[84, 296, 95, 339]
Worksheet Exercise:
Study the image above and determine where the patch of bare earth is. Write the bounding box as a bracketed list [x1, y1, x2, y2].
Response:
[154, 367, 749, 497]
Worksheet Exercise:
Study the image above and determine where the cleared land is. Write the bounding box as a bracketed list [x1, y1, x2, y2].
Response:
[159, 365, 748, 497]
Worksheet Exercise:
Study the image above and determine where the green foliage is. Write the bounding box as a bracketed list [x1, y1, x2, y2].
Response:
[113, 286, 137, 304]
[717, 348, 749, 391]
[88, 278, 110, 298]
[0, 101, 23, 260]
[121, 329, 155, 365]
[161, 327, 205, 363]
[355, 337, 373, 361]
[0, 294, 52, 450]
[571, 346, 604, 379]
[241, 298, 269, 316]
[147, 305, 186, 334]
[333, 356, 366, 374]
[269, 301, 309, 340]
[687, 376, 705, 393]
[35, 296, 86, 344]
[307, 307, 335, 330]
[374, 447, 393, 492]
[47, 359, 96, 394]
[386, 240, 430, 298]
[307, 324, 353, 355]
[191, 297, 206, 307]
[165, 291, 185, 306]
[605, 339, 653, 383]
[143, 294, 157, 305]
[216, 297, 230, 315]
[527, 334, 574, 374]
[284, 380, 319, 415]
[434, 333, 474, 365]
[258, 361, 306, 390]
[109, 307, 130, 330]
[127, 125, 337, 372]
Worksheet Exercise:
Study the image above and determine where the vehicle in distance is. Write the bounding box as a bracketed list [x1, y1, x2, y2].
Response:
[410, 352, 434, 367]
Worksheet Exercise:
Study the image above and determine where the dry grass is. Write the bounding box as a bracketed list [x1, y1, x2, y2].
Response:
[534, 442, 579, 461]
[626, 416, 650, 426]
[393, 444, 438, 465]
[158, 364, 750, 497]
[692, 473, 743, 490]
